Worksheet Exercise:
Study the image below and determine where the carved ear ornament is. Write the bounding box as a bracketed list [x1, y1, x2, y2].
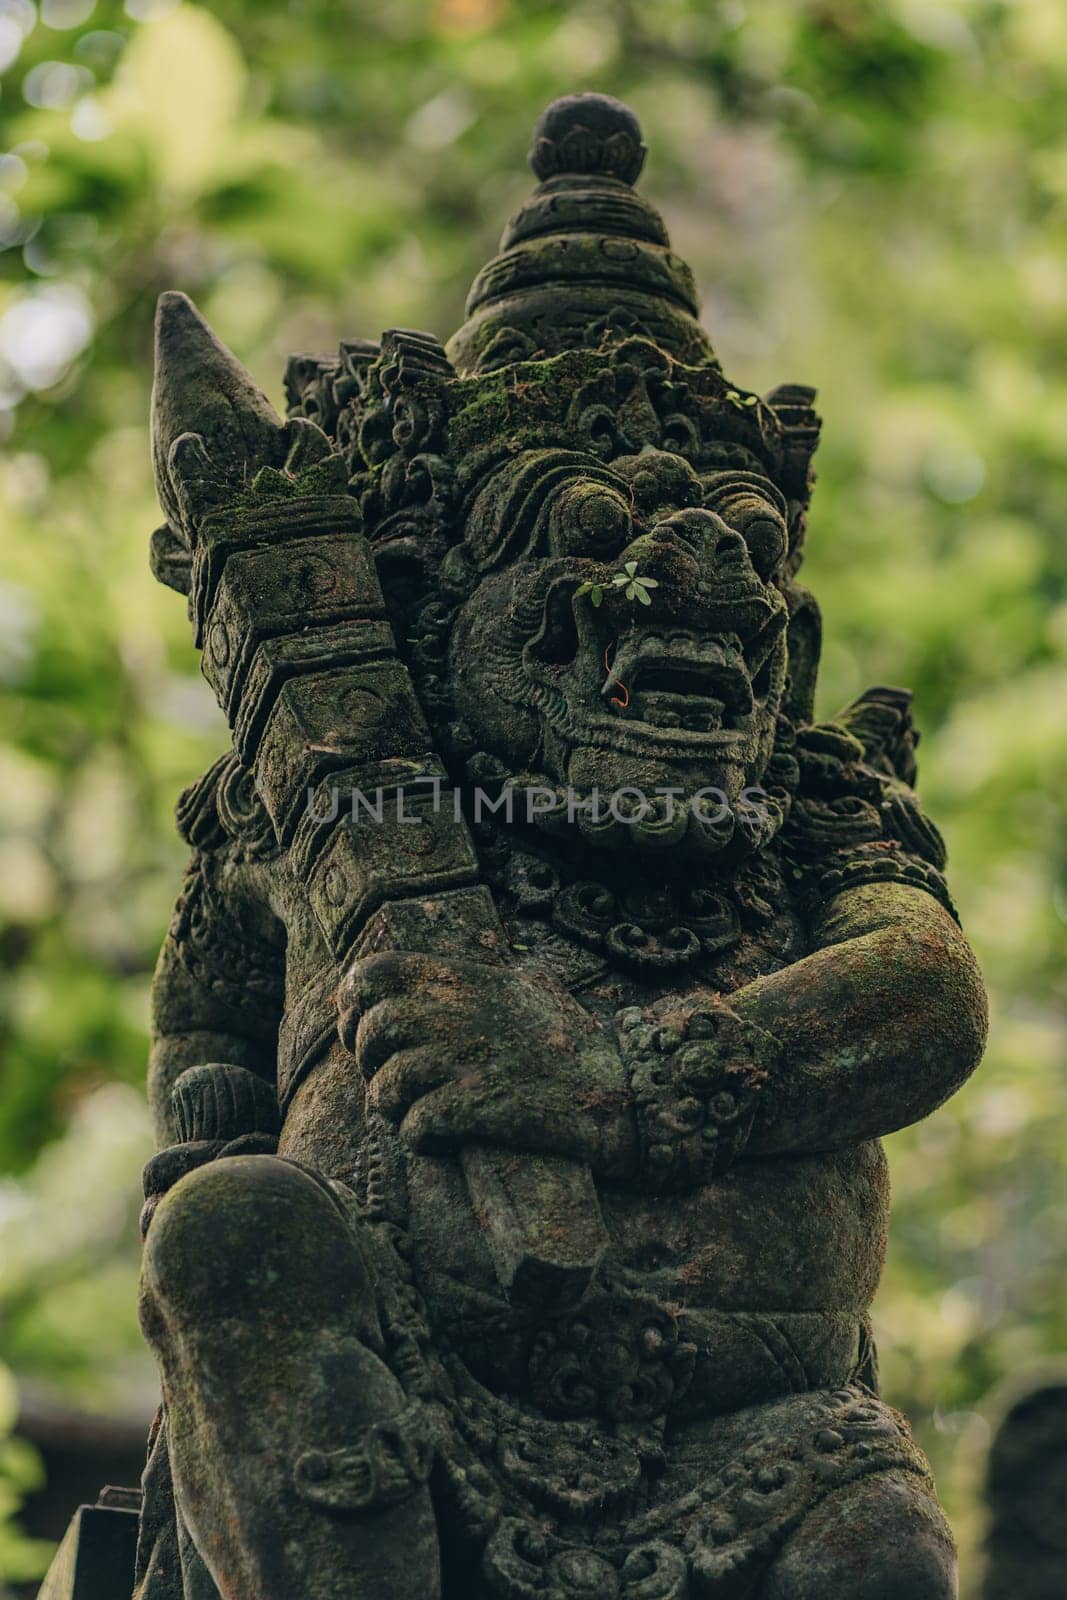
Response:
[174, 750, 276, 859]
[149, 520, 193, 597]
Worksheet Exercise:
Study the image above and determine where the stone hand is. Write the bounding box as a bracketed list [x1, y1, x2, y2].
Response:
[338, 952, 636, 1176]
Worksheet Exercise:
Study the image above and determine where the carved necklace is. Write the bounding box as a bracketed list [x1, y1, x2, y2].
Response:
[478, 823, 786, 974]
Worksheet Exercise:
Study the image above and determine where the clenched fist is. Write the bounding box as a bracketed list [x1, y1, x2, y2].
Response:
[337, 953, 637, 1177]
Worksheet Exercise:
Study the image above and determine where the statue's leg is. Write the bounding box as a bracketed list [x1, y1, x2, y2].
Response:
[139, 1154, 441, 1600]
[759, 1470, 956, 1599]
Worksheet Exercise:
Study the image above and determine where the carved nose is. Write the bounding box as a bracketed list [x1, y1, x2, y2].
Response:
[708, 523, 747, 562]
[654, 510, 748, 566]
[618, 512, 752, 594]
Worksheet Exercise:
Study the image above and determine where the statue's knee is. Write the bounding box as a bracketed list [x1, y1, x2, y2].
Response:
[762, 1472, 956, 1600]
[141, 1155, 371, 1334]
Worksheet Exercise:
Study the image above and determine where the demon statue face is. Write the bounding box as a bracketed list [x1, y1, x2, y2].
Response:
[282, 94, 822, 861]
[447, 443, 790, 820]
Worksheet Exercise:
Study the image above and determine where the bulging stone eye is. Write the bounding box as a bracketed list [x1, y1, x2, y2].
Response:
[723, 497, 787, 577]
[550, 482, 633, 557]
[701, 472, 788, 578]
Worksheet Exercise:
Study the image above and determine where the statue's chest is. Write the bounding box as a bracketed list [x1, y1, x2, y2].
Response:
[482, 834, 807, 1004]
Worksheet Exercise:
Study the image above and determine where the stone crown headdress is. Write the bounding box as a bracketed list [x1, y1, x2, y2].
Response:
[447, 93, 718, 375]
[153, 95, 821, 641]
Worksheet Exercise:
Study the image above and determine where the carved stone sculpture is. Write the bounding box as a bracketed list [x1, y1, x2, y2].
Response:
[981, 1375, 1067, 1600]
[129, 94, 987, 1598]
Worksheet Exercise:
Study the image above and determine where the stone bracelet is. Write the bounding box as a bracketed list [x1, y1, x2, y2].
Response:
[617, 1002, 778, 1189]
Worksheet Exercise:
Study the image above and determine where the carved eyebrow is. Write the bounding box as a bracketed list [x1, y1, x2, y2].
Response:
[700, 469, 788, 513]
[462, 450, 627, 571]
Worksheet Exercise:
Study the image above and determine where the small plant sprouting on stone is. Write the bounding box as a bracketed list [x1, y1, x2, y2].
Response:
[575, 563, 658, 609]
[613, 561, 658, 606]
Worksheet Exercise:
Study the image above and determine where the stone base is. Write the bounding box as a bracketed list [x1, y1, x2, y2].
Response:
[36, 1487, 140, 1600]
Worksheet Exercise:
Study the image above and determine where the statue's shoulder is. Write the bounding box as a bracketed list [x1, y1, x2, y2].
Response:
[781, 687, 957, 921]
[832, 684, 922, 786]
[175, 750, 278, 864]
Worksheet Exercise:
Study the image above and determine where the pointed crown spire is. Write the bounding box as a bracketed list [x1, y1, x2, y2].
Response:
[447, 93, 717, 375]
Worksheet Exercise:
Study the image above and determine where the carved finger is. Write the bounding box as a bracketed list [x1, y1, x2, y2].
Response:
[399, 1083, 493, 1156]
[338, 951, 473, 1049]
[351, 1002, 426, 1081]
[365, 1047, 454, 1123]
[397, 1070, 546, 1157]
[338, 954, 421, 1050]
[340, 950, 451, 1009]
[401, 1077, 603, 1164]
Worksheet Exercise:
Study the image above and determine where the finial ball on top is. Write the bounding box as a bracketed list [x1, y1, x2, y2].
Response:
[529, 93, 647, 186]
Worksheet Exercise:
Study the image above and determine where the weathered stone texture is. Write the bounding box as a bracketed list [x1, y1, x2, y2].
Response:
[69, 94, 990, 1600]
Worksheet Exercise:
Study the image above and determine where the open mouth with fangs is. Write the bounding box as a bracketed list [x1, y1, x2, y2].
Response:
[603, 632, 756, 733]
[525, 577, 787, 747]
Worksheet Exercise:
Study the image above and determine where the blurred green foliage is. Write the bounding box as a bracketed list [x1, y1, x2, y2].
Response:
[0, 1367, 50, 1587]
[0, 0, 1065, 1586]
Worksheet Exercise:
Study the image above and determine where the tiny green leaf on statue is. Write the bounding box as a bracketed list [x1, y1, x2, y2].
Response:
[613, 561, 658, 606]
[576, 565, 658, 610]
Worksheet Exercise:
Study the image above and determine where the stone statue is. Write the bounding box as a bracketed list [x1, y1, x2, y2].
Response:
[130, 94, 988, 1599]
[981, 1374, 1067, 1600]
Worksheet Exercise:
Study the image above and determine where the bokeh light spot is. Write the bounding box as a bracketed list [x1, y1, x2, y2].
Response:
[41, 0, 96, 29]
[0, 282, 93, 391]
[23, 60, 93, 110]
